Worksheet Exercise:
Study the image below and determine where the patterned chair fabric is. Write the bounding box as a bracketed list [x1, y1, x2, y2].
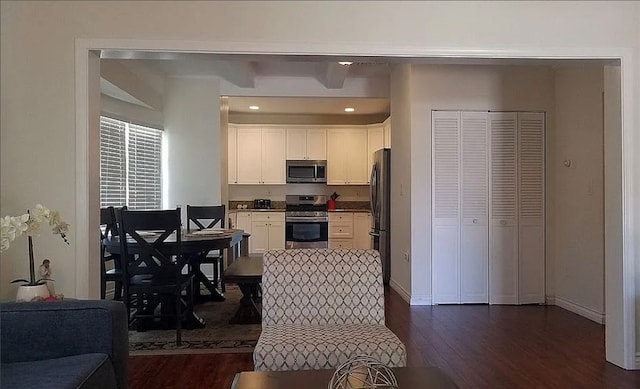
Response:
[254, 249, 407, 371]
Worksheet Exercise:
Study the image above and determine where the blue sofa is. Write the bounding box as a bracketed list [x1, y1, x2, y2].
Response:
[1, 299, 128, 389]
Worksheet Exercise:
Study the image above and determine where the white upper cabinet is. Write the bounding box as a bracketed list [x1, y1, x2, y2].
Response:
[306, 129, 327, 160]
[236, 126, 286, 184]
[327, 128, 368, 185]
[286, 128, 307, 160]
[383, 117, 391, 148]
[261, 128, 286, 184]
[367, 124, 384, 179]
[228, 125, 238, 184]
[236, 127, 263, 184]
[286, 128, 326, 160]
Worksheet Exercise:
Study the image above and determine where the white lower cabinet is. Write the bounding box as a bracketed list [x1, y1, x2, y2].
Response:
[250, 212, 285, 254]
[329, 212, 372, 249]
[353, 212, 372, 249]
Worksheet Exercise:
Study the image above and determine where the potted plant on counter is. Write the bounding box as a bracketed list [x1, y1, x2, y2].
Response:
[1, 204, 70, 301]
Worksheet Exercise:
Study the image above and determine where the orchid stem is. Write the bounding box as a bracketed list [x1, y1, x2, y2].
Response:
[28, 235, 35, 284]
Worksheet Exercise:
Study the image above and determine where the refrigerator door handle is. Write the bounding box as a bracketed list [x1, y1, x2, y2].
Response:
[369, 230, 380, 237]
[370, 164, 378, 216]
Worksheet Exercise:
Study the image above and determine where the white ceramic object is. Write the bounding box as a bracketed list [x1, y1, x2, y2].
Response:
[16, 284, 50, 302]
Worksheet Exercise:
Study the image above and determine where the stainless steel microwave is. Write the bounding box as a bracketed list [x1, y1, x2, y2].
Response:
[286, 160, 327, 183]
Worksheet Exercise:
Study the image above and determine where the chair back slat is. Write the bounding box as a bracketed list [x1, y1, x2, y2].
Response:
[118, 209, 182, 277]
[186, 205, 225, 232]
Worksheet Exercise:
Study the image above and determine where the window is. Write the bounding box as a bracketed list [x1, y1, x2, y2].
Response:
[100, 116, 163, 209]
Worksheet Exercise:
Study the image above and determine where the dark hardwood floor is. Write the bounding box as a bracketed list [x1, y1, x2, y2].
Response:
[129, 287, 640, 388]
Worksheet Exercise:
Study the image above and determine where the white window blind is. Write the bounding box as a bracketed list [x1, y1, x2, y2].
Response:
[100, 117, 163, 210]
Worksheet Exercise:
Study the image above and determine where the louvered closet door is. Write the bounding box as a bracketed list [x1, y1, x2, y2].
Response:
[460, 112, 489, 303]
[432, 111, 460, 304]
[518, 112, 545, 304]
[489, 112, 518, 305]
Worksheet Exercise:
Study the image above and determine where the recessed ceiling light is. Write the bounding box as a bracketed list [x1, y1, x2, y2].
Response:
[344, 107, 355, 112]
[249, 105, 260, 110]
[338, 61, 353, 66]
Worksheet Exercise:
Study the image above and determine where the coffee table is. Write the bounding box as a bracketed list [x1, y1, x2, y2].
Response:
[223, 255, 262, 324]
[231, 367, 458, 388]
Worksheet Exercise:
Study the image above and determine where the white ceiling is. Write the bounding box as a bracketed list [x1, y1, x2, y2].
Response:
[100, 51, 614, 115]
[227, 96, 389, 115]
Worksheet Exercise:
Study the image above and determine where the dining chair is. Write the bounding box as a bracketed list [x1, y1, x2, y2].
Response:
[100, 206, 125, 300]
[117, 208, 194, 346]
[186, 205, 227, 294]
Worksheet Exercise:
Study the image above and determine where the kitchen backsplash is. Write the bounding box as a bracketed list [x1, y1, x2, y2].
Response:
[230, 200, 286, 210]
[228, 200, 370, 210]
[228, 184, 370, 202]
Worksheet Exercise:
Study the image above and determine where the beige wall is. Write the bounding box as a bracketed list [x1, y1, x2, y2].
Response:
[390, 65, 413, 299]
[1, 0, 638, 367]
[408, 64, 556, 303]
[553, 68, 605, 319]
[164, 77, 222, 221]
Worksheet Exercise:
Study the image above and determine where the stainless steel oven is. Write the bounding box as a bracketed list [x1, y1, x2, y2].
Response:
[285, 195, 328, 249]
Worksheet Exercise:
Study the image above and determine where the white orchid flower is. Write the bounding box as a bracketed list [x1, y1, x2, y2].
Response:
[1, 205, 70, 253]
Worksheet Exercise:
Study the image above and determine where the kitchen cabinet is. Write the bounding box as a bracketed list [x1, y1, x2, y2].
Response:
[228, 125, 238, 184]
[330, 212, 374, 249]
[236, 126, 286, 184]
[286, 128, 326, 160]
[327, 128, 368, 185]
[353, 212, 372, 249]
[228, 212, 237, 229]
[235, 211, 253, 252]
[367, 125, 384, 181]
[328, 238, 354, 249]
[383, 117, 391, 148]
[250, 212, 285, 254]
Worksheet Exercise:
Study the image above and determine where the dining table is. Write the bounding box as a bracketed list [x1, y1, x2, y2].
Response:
[103, 228, 249, 329]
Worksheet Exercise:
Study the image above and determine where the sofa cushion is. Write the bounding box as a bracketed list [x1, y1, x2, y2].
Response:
[0, 353, 116, 389]
[254, 323, 407, 371]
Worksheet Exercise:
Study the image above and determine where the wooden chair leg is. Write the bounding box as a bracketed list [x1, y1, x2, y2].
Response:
[114, 282, 123, 301]
[176, 290, 182, 346]
[100, 273, 106, 300]
[219, 258, 226, 293]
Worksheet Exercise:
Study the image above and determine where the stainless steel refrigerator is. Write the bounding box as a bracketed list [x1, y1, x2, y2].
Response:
[370, 148, 391, 283]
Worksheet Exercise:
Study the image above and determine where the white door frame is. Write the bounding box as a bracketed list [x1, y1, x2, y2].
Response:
[75, 39, 636, 369]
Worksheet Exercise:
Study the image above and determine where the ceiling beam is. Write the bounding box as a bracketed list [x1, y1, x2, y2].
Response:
[100, 60, 163, 110]
[210, 61, 256, 88]
[321, 63, 350, 89]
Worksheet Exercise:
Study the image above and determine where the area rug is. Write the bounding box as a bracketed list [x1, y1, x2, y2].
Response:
[128, 285, 261, 355]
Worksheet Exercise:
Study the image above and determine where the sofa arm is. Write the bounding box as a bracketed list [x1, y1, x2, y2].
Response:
[1, 299, 128, 389]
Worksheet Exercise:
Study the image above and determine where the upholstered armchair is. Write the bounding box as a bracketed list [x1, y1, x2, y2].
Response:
[253, 248, 407, 371]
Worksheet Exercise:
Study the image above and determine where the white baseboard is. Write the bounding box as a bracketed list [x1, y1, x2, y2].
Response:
[410, 294, 432, 306]
[389, 279, 411, 304]
[554, 296, 605, 324]
[388, 279, 432, 305]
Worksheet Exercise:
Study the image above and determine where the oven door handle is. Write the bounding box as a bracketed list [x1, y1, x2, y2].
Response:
[285, 217, 329, 223]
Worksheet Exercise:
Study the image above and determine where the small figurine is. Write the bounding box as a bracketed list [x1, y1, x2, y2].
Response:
[39, 258, 55, 295]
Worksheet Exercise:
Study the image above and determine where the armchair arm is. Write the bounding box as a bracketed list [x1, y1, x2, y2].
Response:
[1, 299, 128, 389]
